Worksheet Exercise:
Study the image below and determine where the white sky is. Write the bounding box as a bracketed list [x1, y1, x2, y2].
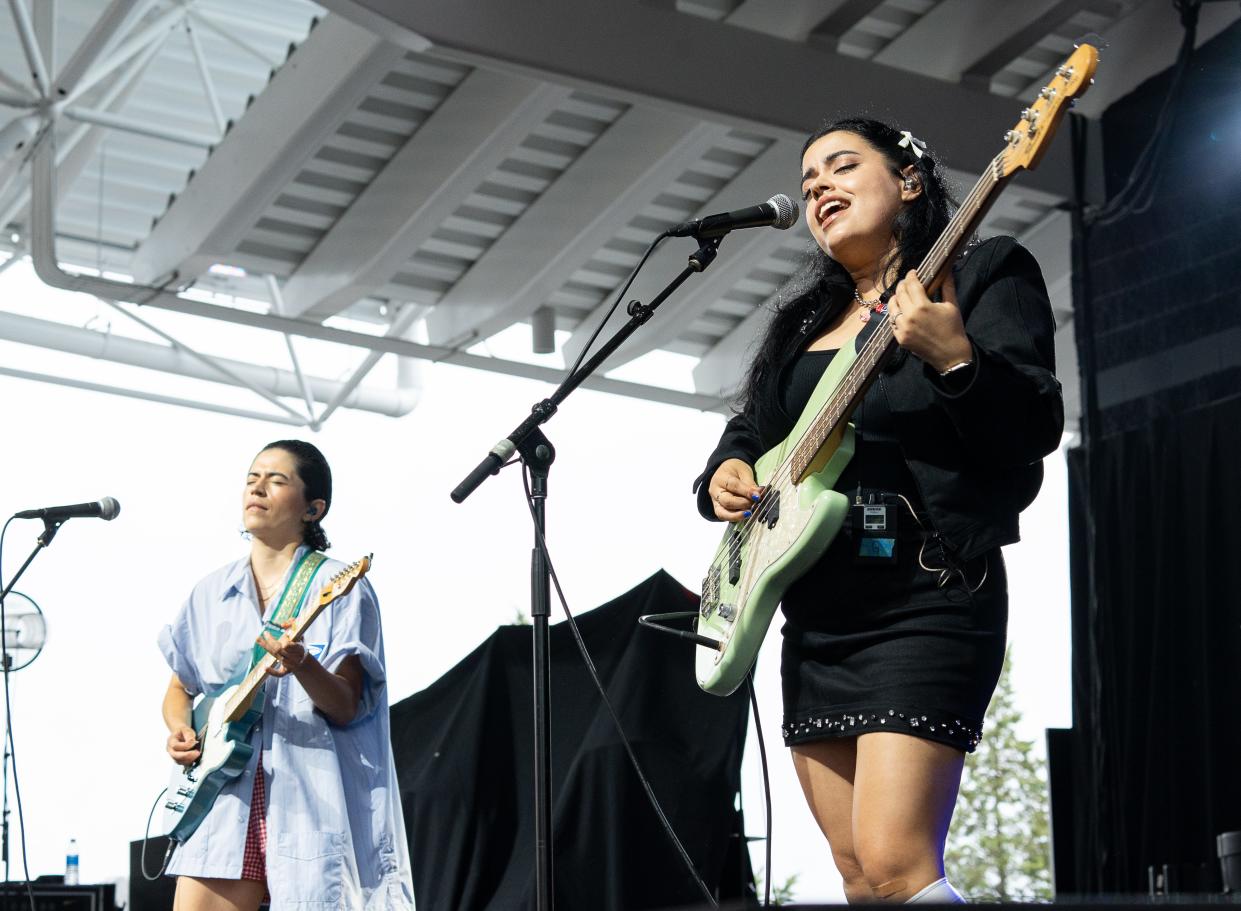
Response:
[0, 258, 1071, 904]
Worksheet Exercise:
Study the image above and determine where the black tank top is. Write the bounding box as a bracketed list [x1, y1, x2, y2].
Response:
[777, 316, 923, 508]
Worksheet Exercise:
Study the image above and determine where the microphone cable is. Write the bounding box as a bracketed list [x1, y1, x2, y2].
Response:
[746, 673, 774, 909]
[520, 463, 719, 908]
[0, 516, 37, 911]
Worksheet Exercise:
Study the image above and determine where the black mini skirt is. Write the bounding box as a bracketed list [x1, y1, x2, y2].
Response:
[779, 521, 1007, 754]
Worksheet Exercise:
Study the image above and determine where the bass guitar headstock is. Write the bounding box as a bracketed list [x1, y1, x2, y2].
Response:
[998, 43, 1099, 177]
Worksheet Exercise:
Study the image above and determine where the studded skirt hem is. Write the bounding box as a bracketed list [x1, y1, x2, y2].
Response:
[781, 705, 984, 753]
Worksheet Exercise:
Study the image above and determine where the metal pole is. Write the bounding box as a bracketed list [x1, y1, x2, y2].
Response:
[65, 3, 187, 104]
[184, 17, 226, 133]
[51, 0, 153, 100]
[523, 434, 555, 911]
[0, 364, 306, 426]
[186, 9, 282, 68]
[6, 0, 50, 97]
[315, 303, 424, 425]
[264, 273, 318, 427]
[63, 106, 219, 149]
[100, 299, 310, 422]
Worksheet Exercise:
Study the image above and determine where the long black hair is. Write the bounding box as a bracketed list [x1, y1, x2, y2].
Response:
[261, 439, 332, 551]
[736, 117, 956, 428]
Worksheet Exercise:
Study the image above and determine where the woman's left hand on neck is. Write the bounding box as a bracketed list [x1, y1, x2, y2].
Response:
[888, 270, 973, 373]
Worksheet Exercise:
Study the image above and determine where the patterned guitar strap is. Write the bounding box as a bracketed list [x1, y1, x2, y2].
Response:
[249, 549, 328, 672]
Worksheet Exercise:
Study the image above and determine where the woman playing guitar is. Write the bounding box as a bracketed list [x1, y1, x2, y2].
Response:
[159, 440, 414, 910]
[695, 118, 1063, 903]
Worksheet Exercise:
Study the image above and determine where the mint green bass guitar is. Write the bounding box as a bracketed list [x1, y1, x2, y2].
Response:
[694, 44, 1099, 696]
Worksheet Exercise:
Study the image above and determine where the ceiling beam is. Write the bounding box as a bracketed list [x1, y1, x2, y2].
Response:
[560, 137, 800, 373]
[811, 0, 887, 46]
[278, 69, 571, 320]
[128, 14, 406, 285]
[724, 0, 850, 42]
[424, 105, 728, 347]
[872, 0, 1073, 81]
[319, 0, 1076, 197]
[691, 296, 766, 402]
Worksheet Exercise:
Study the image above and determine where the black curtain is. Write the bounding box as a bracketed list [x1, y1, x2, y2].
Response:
[1066, 401, 1241, 892]
[1063, 17, 1241, 894]
[389, 570, 754, 910]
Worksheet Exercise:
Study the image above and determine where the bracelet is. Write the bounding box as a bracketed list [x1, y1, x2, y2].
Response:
[938, 359, 974, 377]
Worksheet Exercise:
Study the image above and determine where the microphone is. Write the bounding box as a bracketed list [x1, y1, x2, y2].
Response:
[14, 497, 121, 522]
[667, 193, 799, 239]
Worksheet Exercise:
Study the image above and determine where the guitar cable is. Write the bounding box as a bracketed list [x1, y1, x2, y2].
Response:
[139, 788, 176, 880]
[520, 464, 720, 909]
[0, 515, 37, 911]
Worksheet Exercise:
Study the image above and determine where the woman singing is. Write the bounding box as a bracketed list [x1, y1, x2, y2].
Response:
[694, 118, 1063, 903]
[159, 440, 414, 910]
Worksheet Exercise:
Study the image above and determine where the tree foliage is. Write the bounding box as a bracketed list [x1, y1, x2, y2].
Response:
[945, 648, 1053, 901]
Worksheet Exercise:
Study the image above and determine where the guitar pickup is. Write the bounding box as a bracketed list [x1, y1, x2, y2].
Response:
[755, 489, 780, 529]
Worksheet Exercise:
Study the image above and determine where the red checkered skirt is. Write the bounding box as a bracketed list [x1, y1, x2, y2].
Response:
[241, 754, 267, 883]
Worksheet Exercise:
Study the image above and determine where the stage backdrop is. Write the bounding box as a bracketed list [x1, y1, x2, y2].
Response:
[1062, 17, 1241, 895]
[390, 570, 754, 910]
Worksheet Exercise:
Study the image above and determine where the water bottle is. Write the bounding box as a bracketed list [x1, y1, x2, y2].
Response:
[65, 837, 79, 885]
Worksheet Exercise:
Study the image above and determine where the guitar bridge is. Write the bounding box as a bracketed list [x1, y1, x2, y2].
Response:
[700, 565, 721, 618]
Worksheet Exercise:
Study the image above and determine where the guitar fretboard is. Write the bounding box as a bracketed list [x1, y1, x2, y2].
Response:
[789, 152, 1008, 482]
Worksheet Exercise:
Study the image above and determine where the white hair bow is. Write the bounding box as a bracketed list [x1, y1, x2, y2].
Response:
[897, 130, 926, 158]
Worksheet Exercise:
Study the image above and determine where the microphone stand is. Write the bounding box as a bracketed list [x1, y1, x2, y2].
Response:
[0, 517, 60, 887]
[451, 234, 722, 911]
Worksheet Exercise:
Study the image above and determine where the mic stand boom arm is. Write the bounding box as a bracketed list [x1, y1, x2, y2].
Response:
[451, 235, 720, 504]
[448, 234, 720, 911]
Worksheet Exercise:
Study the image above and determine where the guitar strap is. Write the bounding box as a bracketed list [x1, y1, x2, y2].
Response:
[248, 549, 328, 671]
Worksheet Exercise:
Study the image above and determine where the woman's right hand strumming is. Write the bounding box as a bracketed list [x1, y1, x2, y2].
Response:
[167, 725, 201, 766]
[709, 458, 762, 522]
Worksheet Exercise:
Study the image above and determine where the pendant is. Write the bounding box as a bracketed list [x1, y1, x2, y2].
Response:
[858, 310, 871, 323]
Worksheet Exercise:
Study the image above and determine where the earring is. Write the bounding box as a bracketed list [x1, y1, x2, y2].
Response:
[903, 177, 916, 190]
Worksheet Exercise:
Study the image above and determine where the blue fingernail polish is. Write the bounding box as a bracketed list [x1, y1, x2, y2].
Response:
[751, 493, 761, 501]
[743, 510, 752, 518]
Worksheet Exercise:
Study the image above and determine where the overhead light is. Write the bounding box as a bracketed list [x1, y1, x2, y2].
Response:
[208, 263, 247, 278]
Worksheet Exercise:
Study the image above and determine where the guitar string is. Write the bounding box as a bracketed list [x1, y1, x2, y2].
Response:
[722, 151, 1001, 531]
[223, 562, 363, 718]
[704, 157, 1001, 576]
[708, 156, 999, 577]
[702, 164, 1002, 613]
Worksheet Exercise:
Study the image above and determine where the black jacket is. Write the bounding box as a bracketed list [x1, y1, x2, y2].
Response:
[693, 236, 1064, 561]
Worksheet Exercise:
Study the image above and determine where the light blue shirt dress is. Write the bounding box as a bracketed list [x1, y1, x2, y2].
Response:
[158, 546, 415, 909]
